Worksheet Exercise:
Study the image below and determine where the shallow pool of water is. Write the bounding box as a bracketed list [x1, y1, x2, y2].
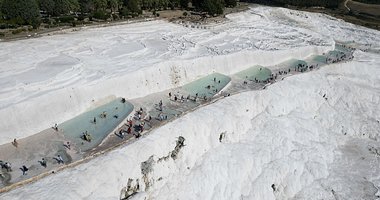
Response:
[60, 98, 134, 151]
[327, 43, 353, 59]
[309, 55, 327, 64]
[335, 44, 351, 53]
[182, 73, 231, 98]
[235, 66, 271, 81]
[278, 59, 308, 71]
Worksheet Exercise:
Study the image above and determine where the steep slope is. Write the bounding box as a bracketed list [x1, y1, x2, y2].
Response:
[1, 49, 379, 199]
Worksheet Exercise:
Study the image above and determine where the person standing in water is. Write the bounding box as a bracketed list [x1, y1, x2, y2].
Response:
[56, 155, 64, 164]
[66, 141, 71, 150]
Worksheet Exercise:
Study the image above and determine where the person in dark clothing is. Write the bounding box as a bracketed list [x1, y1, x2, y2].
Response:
[12, 138, 18, 147]
[20, 165, 28, 175]
[56, 155, 64, 164]
[40, 158, 47, 168]
[4, 162, 11, 172]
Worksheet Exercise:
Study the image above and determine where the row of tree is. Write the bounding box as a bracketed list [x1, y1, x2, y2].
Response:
[275, 0, 343, 8]
[0, 0, 237, 28]
[355, 0, 380, 4]
[1, 0, 41, 27]
[240, 0, 343, 8]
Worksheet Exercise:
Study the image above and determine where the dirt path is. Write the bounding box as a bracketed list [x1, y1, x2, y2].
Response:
[344, 0, 351, 11]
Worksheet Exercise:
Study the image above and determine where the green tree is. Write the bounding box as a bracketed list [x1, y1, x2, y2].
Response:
[108, 0, 120, 12]
[168, 0, 179, 9]
[271, 0, 343, 8]
[192, 0, 202, 9]
[94, 0, 107, 10]
[1, 0, 41, 27]
[39, 0, 79, 16]
[179, 0, 188, 8]
[65, 0, 80, 12]
[157, 0, 168, 9]
[79, 0, 94, 13]
[141, 0, 152, 10]
[123, 0, 141, 14]
[202, 0, 224, 15]
[0, 0, 3, 19]
[355, 0, 380, 4]
[39, 0, 55, 15]
[224, 0, 236, 7]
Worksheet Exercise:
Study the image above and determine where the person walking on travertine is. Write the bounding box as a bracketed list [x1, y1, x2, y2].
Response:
[20, 165, 28, 175]
[4, 162, 12, 172]
[12, 138, 18, 147]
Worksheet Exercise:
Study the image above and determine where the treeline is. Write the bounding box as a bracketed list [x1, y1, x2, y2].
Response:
[276, 0, 343, 8]
[355, 0, 380, 4]
[240, 0, 343, 8]
[0, 0, 237, 29]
